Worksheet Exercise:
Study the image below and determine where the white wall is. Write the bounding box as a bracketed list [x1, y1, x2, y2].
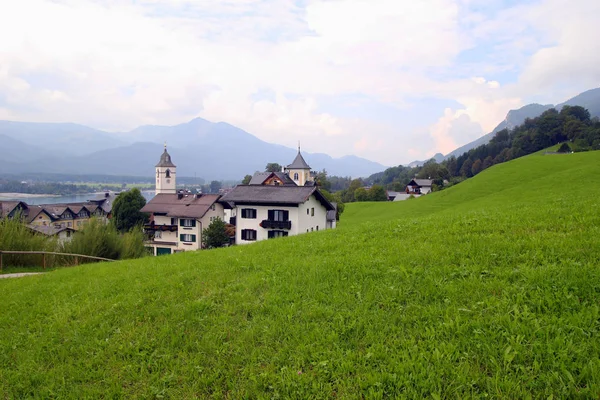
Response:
[297, 195, 328, 234]
[235, 205, 299, 245]
[234, 195, 329, 245]
[148, 204, 225, 254]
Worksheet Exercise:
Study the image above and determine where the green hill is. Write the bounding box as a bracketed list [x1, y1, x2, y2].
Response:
[2, 151, 600, 398]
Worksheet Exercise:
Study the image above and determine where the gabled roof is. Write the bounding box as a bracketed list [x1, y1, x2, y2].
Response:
[0, 201, 28, 218]
[26, 206, 55, 223]
[407, 179, 433, 187]
[287, 150, 311, 169]
[141, 193, 221, 218]
[220, 185, 335, 210]
[156, 148, 176, 168]
[28, 225, 75, 237]
[249, 171, 297, 186]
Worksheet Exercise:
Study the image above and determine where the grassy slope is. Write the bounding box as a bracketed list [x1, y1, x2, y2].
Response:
[2, 152, 600, 398]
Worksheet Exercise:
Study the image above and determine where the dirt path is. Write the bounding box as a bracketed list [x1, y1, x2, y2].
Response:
[0, 273, 43, 279]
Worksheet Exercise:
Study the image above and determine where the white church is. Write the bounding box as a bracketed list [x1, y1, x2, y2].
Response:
[141, 145, 337, 255]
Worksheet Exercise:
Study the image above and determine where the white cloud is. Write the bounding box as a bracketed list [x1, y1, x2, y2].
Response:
[0, 0, 598, 166]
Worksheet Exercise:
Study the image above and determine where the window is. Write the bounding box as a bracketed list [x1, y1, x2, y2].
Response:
[268, 210, 289, 221]
[294, 172, 299, 180]
[66, 231, 71, 238]
[180, 234, 196, 242]
[165, 169, 171, 178]
[306, 209, 309, 215]
[311, 227, 314, 232]
[67, 222, 72, 227]
[211, 204, 216, 211]
[171, 218, 176, 225]
[241, 208, 257, 219]
[180, 218, 196, 227]
[78, 211, 88, 218]
[63, 212, 72, 219]
[316, 226, 319, 231]
[268, 230, 289, 239]
[241, 229, 257, 241]
[311, 207, 315, 216]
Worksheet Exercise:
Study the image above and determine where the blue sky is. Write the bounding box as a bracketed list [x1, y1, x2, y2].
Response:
[0, 0, 598, 166]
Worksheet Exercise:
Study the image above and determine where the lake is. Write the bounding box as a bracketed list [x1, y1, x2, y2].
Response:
[0, 191, 156, 205]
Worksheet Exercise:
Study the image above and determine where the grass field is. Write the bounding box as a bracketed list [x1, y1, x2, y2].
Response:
[2, 151, 600, 398]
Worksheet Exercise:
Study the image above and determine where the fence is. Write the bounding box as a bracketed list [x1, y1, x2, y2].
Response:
[0, 250, 115, 272]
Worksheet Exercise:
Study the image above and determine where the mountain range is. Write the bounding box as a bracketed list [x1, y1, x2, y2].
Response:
[0, 119, 387, 180]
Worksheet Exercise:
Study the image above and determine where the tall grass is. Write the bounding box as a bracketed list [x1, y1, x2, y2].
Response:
[61, 218, 147, 262]
[0, 216, 57, 266]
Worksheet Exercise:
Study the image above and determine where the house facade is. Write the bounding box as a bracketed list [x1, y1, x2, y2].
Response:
[220, 185, 335, 244]
[141, 146, 226, 255]
[1, 195, 113, 235]
[406, 179, 433, 195]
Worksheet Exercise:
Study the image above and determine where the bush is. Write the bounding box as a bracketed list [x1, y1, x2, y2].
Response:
[557, 142, 571, 153]
[61, 218, 146, 263]
[202, 218, 229, 249]
[0, 216, 58, 267]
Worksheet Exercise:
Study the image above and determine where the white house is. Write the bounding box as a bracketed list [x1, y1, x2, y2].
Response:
[141, 146, 226, 255]
[406, 179, 433, 195]
[220, 185, 336, 244]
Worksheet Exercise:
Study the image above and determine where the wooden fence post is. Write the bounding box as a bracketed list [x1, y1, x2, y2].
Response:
[43, 253, 46, 270]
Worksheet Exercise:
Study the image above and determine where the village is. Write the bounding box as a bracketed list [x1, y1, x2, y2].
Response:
[0, 145, 436, 256]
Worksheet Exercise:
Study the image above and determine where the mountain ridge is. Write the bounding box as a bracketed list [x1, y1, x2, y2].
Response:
[0, 118, 387, 180]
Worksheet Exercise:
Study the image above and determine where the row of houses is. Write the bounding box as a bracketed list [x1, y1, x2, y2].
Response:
[141, 146, 337, 256]
[0, 194, 114, 241]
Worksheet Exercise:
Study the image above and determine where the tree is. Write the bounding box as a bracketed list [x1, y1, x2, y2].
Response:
[314, 169, 331, 191]
[111, 188, 148, 232]
[368, 185, 388, 201]
[265, 163, 282, 172]
[471, 159, 483, 176]
[241, 175, 252, 185]
[354, 187, 369, 202]
[482, 156, 494, 170]
[202, 217, 229, 249]
[459, 157, 473, 177]
[557, 142, 571, 153]
[210, 180, 222, 193]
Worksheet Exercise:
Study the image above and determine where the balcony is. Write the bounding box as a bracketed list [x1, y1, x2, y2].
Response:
[260, 220, 292, 230]
[143, 222, 178, 232]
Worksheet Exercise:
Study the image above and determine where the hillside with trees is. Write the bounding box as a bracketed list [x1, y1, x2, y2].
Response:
[365, 105, 600, 194]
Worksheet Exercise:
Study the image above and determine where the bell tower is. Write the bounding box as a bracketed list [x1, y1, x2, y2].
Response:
[285, 143, 313, 186]
[156, 143, 176, 194]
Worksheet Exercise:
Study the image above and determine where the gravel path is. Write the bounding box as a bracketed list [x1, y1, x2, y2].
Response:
[0, 273, 43, 279]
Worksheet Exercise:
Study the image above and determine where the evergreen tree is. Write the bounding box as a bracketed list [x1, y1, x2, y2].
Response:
[111, 188, 148, 232]
[202, 218, 230, 249]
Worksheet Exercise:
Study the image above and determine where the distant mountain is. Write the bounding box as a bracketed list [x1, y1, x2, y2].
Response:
[442, 87, 600, 160]
[0, 118, 387, 180]
[0, 121, 125, 155]
[406, 153, 445, 168]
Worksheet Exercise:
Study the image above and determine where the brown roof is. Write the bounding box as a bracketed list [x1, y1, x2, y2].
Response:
[25, 206, 55, 223]
[220, 185, 335, 210]
[141, 193, 221, 218]
[0, 201, 24, 218]
[28, 225, 75, 236]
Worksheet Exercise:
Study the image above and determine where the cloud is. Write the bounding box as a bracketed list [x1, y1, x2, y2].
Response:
[0, 0, 598, 167]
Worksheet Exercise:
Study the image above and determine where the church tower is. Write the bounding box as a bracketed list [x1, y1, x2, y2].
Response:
[285, 144, 313, 186]
[156, 144, 176, 194]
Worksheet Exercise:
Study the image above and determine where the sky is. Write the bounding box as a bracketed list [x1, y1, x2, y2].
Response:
[0, 0, 599, 166]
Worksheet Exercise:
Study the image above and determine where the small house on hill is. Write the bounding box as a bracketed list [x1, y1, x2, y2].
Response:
[406, 179, 433, 195]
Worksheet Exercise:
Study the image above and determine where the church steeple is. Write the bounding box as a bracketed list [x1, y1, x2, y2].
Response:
[285, 143, 313, 186]
[156, 144, 176, 194]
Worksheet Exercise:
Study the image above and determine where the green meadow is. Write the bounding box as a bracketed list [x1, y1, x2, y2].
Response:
[2, 151, 600, 398]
